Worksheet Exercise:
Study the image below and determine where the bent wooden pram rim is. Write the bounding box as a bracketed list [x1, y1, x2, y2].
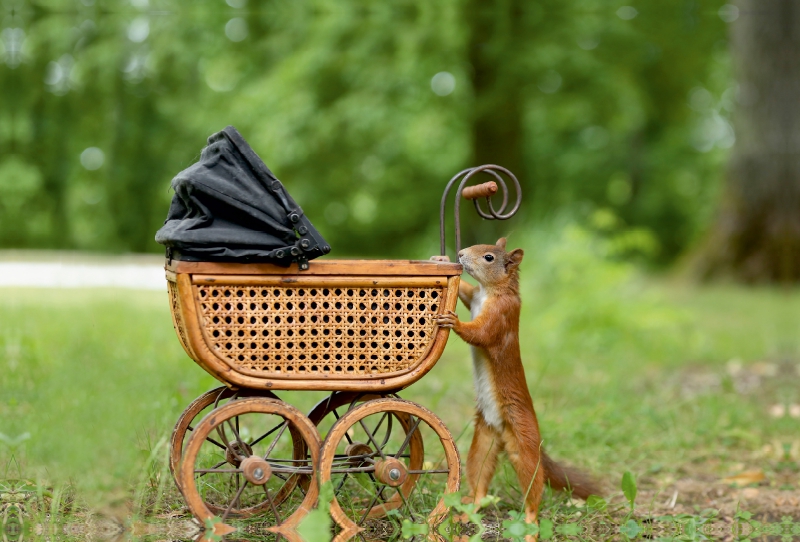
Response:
[166, 258, 463, 276]
[167, 259, 462, 392]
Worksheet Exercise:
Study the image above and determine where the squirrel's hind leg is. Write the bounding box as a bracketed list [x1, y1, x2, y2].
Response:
[466, 412, 502, 508]
[501, 423, 546, 524]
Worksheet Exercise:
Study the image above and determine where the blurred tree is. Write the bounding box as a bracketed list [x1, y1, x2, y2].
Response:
[696, 0, 799, 282]
[0, 0, 732, 264]
[467, 0, 524, 193]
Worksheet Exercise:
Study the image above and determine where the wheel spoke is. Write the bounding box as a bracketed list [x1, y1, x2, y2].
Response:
[394, 415, 422, 459]
[358, 418, 387, 460]
[358, 486, 383, 525]
[264, 485, 283, 526]
[270, 466, 314, 474]
[276, 471, 306, 497]
[394, 475, 419, 522]
[294, 481, 307, 497]
[368, 473, 389, 504]
[194, 468, 242, 474]
[204, 435, 228, 452]
[226, 417, 246, 451]
[328, 466, 378, 474]
[334, 473, 349, 493]
[334, 409, 356, 445]
[249, 420, 286, 447]
[265, 457, 313, 464]
[222, 480, 248, 522]
[196, 460, 229, 478]
[379, 412, 394, 449]
[263, 421, 289, 460]
[331, 453, 375, 464]
[370, 412, 389, 443]
[235, 472, 241, 509]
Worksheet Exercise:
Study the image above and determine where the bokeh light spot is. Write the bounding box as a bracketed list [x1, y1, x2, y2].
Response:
[617, 6, 638, 20]
[2, 28, 26, 68]
[44, 61, 64, 86]
[718, 4, 739, 22]
[226, 0, 247, 7]
[431, 72, 456, 96]
[201, 56, 242, 92]
[82, 187, 103, 205]
[44, 55, 74, 95]
[538, 70, 562, 94]
[360, 156, 385, 182]
[225, 18, 248, 42]
[80, 147, 105, 171]
[688, 87, 714, 112]
[122, 53, 149, 83]
[127, 17, 150, 43]
[351, 193, 377, 224]
[690, 114, 735, 152]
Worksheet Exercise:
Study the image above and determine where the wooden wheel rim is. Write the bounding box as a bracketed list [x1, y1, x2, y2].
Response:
[304, 391, 423, 514]
[169, 387, 278, 492]
[294, 392, 386, 491]
[180, 397, 320, 526]
[319, 398, 460, 531]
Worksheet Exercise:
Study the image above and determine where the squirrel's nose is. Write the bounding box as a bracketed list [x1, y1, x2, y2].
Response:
[457, 250, 464, 261]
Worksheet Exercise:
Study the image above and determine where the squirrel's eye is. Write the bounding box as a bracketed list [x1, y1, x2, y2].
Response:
[483, 254, 494, 262]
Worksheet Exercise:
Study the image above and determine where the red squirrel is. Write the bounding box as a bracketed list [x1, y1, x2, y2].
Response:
[436, 238, 600, 523]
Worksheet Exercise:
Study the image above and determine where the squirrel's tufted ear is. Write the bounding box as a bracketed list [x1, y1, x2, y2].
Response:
[505, 248, 524, 271]
[496, 237, 507, 250]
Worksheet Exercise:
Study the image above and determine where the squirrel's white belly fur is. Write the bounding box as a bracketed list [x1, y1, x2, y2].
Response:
[470, 287, 504, 430]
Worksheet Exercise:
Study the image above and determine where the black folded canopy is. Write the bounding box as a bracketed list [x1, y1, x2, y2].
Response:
[155, 126, 330, 269]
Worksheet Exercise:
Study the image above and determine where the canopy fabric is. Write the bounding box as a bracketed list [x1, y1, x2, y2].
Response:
[155, 126, 329, 268]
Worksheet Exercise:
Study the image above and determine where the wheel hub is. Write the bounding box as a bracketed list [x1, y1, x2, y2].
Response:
[225, 440, 254, 466]
[374, 458, 408, 487]
[241, 456, 272, 485]
[345, 442, 373, 466]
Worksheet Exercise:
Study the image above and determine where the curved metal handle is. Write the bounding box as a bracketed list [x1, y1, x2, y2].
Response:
[462, 181, 498, 200]
[439, 165, 522, 257]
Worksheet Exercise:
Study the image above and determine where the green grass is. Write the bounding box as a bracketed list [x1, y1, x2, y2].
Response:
[1, 231, 797, 528]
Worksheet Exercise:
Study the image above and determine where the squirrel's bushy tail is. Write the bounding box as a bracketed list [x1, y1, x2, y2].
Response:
[541, 451, 602, 500]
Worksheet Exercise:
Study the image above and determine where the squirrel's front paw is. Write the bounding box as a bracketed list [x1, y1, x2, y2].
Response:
[435, 310, 459, 329]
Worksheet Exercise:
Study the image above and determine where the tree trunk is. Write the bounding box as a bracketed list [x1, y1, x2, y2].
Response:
[464, 0, 524, 247]
[698, 0, 800, 282]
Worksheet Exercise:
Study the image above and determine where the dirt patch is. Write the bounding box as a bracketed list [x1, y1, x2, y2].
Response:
[638, 477, 800, 520]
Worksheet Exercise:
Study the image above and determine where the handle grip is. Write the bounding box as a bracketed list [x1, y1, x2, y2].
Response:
[438, 165, 521, 257]
[461, 181, 497, 200]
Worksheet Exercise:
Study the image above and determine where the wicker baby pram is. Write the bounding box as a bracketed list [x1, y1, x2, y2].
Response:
[166, 165, 521, 538]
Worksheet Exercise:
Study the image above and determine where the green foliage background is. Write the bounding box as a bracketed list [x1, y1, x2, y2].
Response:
[1, 0, 735, 262]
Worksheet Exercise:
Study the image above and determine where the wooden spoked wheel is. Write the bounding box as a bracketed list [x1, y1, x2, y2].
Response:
[169, 387, 278, 491]
[295, 392, 386, 485]
[319, 398, 461, 533]
[179, 397, 320, 526]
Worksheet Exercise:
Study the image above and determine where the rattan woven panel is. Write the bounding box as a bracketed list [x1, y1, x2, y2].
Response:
[195, 285, 444, 377]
